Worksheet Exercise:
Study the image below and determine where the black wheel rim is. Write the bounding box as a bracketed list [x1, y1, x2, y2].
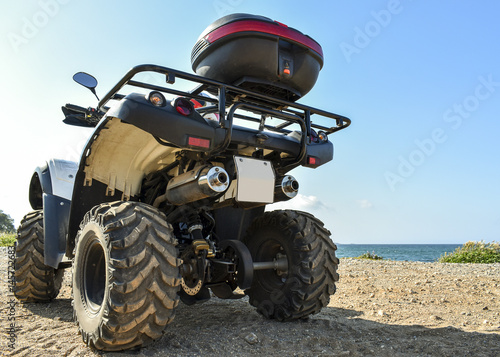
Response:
[254, 239, 289, 291]
[83, 238, 106, 314]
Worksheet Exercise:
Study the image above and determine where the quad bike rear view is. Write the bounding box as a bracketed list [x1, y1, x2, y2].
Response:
[13, 14, 350, 351]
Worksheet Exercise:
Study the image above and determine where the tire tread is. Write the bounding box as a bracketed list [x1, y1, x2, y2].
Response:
[245, 209, 338, 321]
[14, 211, 63, 302]
[73, 201, 181, 351]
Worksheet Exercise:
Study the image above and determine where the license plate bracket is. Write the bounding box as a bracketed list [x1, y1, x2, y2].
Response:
[234, 156, 275, 203]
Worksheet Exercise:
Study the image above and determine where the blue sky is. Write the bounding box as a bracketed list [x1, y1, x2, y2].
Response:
[1, 0, 499, 244]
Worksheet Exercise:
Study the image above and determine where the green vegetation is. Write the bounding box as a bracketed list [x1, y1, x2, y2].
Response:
[356, 251, 384, 260]
[439, 241, 500, 264]
[0, 209, 15, 233]
[0, 233, 16, 247]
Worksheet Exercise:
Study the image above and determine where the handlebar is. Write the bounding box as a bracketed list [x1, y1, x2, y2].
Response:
[63, 104, 103, 127]
[65, 103, 87, 114]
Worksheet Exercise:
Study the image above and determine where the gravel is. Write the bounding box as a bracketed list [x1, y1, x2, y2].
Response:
[1, 248, 499, 356]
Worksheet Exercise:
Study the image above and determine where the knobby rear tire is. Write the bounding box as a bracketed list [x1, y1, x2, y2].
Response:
[72, 201, 181, 351]
[244, 210, 339, 321]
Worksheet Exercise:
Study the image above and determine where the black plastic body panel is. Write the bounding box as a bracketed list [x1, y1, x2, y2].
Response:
[304, 141, 334, 168]
[110, 94, 222, 151]
[43, 193, 71, 268]
[109, 93, 302, 156]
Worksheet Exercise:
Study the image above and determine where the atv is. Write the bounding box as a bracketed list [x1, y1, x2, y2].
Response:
[14, 14, 350, 351]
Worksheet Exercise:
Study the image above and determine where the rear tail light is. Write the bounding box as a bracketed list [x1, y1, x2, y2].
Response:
[172, 97, 194, 116]
[147, 91, 166, 107]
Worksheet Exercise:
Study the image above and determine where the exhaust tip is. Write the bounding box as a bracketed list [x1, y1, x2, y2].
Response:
[281, 175, 299, 198]
[206, 167, 230, 192]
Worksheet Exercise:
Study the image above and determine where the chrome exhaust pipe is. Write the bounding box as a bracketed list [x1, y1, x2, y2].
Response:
[277, 175, 299, 199]
[166, 166, 230, 205]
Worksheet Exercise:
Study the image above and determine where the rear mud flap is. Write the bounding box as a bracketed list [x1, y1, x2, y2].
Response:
[43, 193, 70, 268]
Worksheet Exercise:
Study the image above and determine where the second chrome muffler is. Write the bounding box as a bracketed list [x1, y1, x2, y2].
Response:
[166, 166, 230, 205]
[274, 175, 299, 201]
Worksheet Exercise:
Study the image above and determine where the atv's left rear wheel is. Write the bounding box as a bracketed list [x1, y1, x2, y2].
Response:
[244, 210, 339, 321]
[72, 201, 181, 351]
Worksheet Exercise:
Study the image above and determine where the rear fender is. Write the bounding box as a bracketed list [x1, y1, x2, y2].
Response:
[66, 93, 231, 248]
[66, 99, 201, 253]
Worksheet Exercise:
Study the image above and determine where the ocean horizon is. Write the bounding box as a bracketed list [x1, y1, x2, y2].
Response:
[336, 244, 462, 262]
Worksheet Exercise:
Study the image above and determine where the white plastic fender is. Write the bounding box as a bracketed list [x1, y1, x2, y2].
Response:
[47, 159, 78, 200]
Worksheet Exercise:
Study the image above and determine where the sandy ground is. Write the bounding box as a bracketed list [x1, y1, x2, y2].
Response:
[1, 247, 499, 357]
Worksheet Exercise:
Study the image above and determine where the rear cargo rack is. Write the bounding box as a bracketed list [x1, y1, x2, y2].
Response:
[98, 64, 350, 163]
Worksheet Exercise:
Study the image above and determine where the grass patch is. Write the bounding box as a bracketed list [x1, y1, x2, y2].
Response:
[0, 233, 16, 247]
[439, 241, 500, 264]
[356, 251, 384, 260]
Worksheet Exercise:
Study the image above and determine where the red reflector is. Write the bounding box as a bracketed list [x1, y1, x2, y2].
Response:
[205, 20, 323, 58]
[307, 156, 319, 165]
[283, 68, 291, 75]
[188, 136, 210, 149]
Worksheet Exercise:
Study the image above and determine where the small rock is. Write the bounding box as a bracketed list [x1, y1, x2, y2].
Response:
[410, 298, 417, 303]
[54, 317, 62, 321]
[171, 340, 181, 349]
[244, 333, 259, 345]
[369, 293, 375, 298]
[483, 306, 489, 310]
[430, 315, 442, 321]
[483, 320, 489, 325]
[377, 310, 385, 316]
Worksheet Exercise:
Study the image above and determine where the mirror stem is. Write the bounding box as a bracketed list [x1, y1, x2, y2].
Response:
[90, 88, 100, 101]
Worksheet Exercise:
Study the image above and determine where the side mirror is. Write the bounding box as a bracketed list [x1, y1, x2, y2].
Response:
[73, 72, 99, 100]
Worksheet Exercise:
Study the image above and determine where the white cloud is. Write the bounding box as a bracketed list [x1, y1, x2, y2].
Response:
[357, 199, 374, 209]
[267, 194, 328, 212]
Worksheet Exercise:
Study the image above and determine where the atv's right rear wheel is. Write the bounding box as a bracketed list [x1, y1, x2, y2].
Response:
[244, 210, 339, 321]
[72, 201, 181, 351]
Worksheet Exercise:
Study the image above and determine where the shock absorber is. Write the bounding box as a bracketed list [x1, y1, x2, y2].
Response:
[186, 210, 204, 241]
[186, 209, 214, 258]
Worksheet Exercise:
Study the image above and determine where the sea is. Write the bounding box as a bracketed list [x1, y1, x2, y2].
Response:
[336, 244, 462, 262]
